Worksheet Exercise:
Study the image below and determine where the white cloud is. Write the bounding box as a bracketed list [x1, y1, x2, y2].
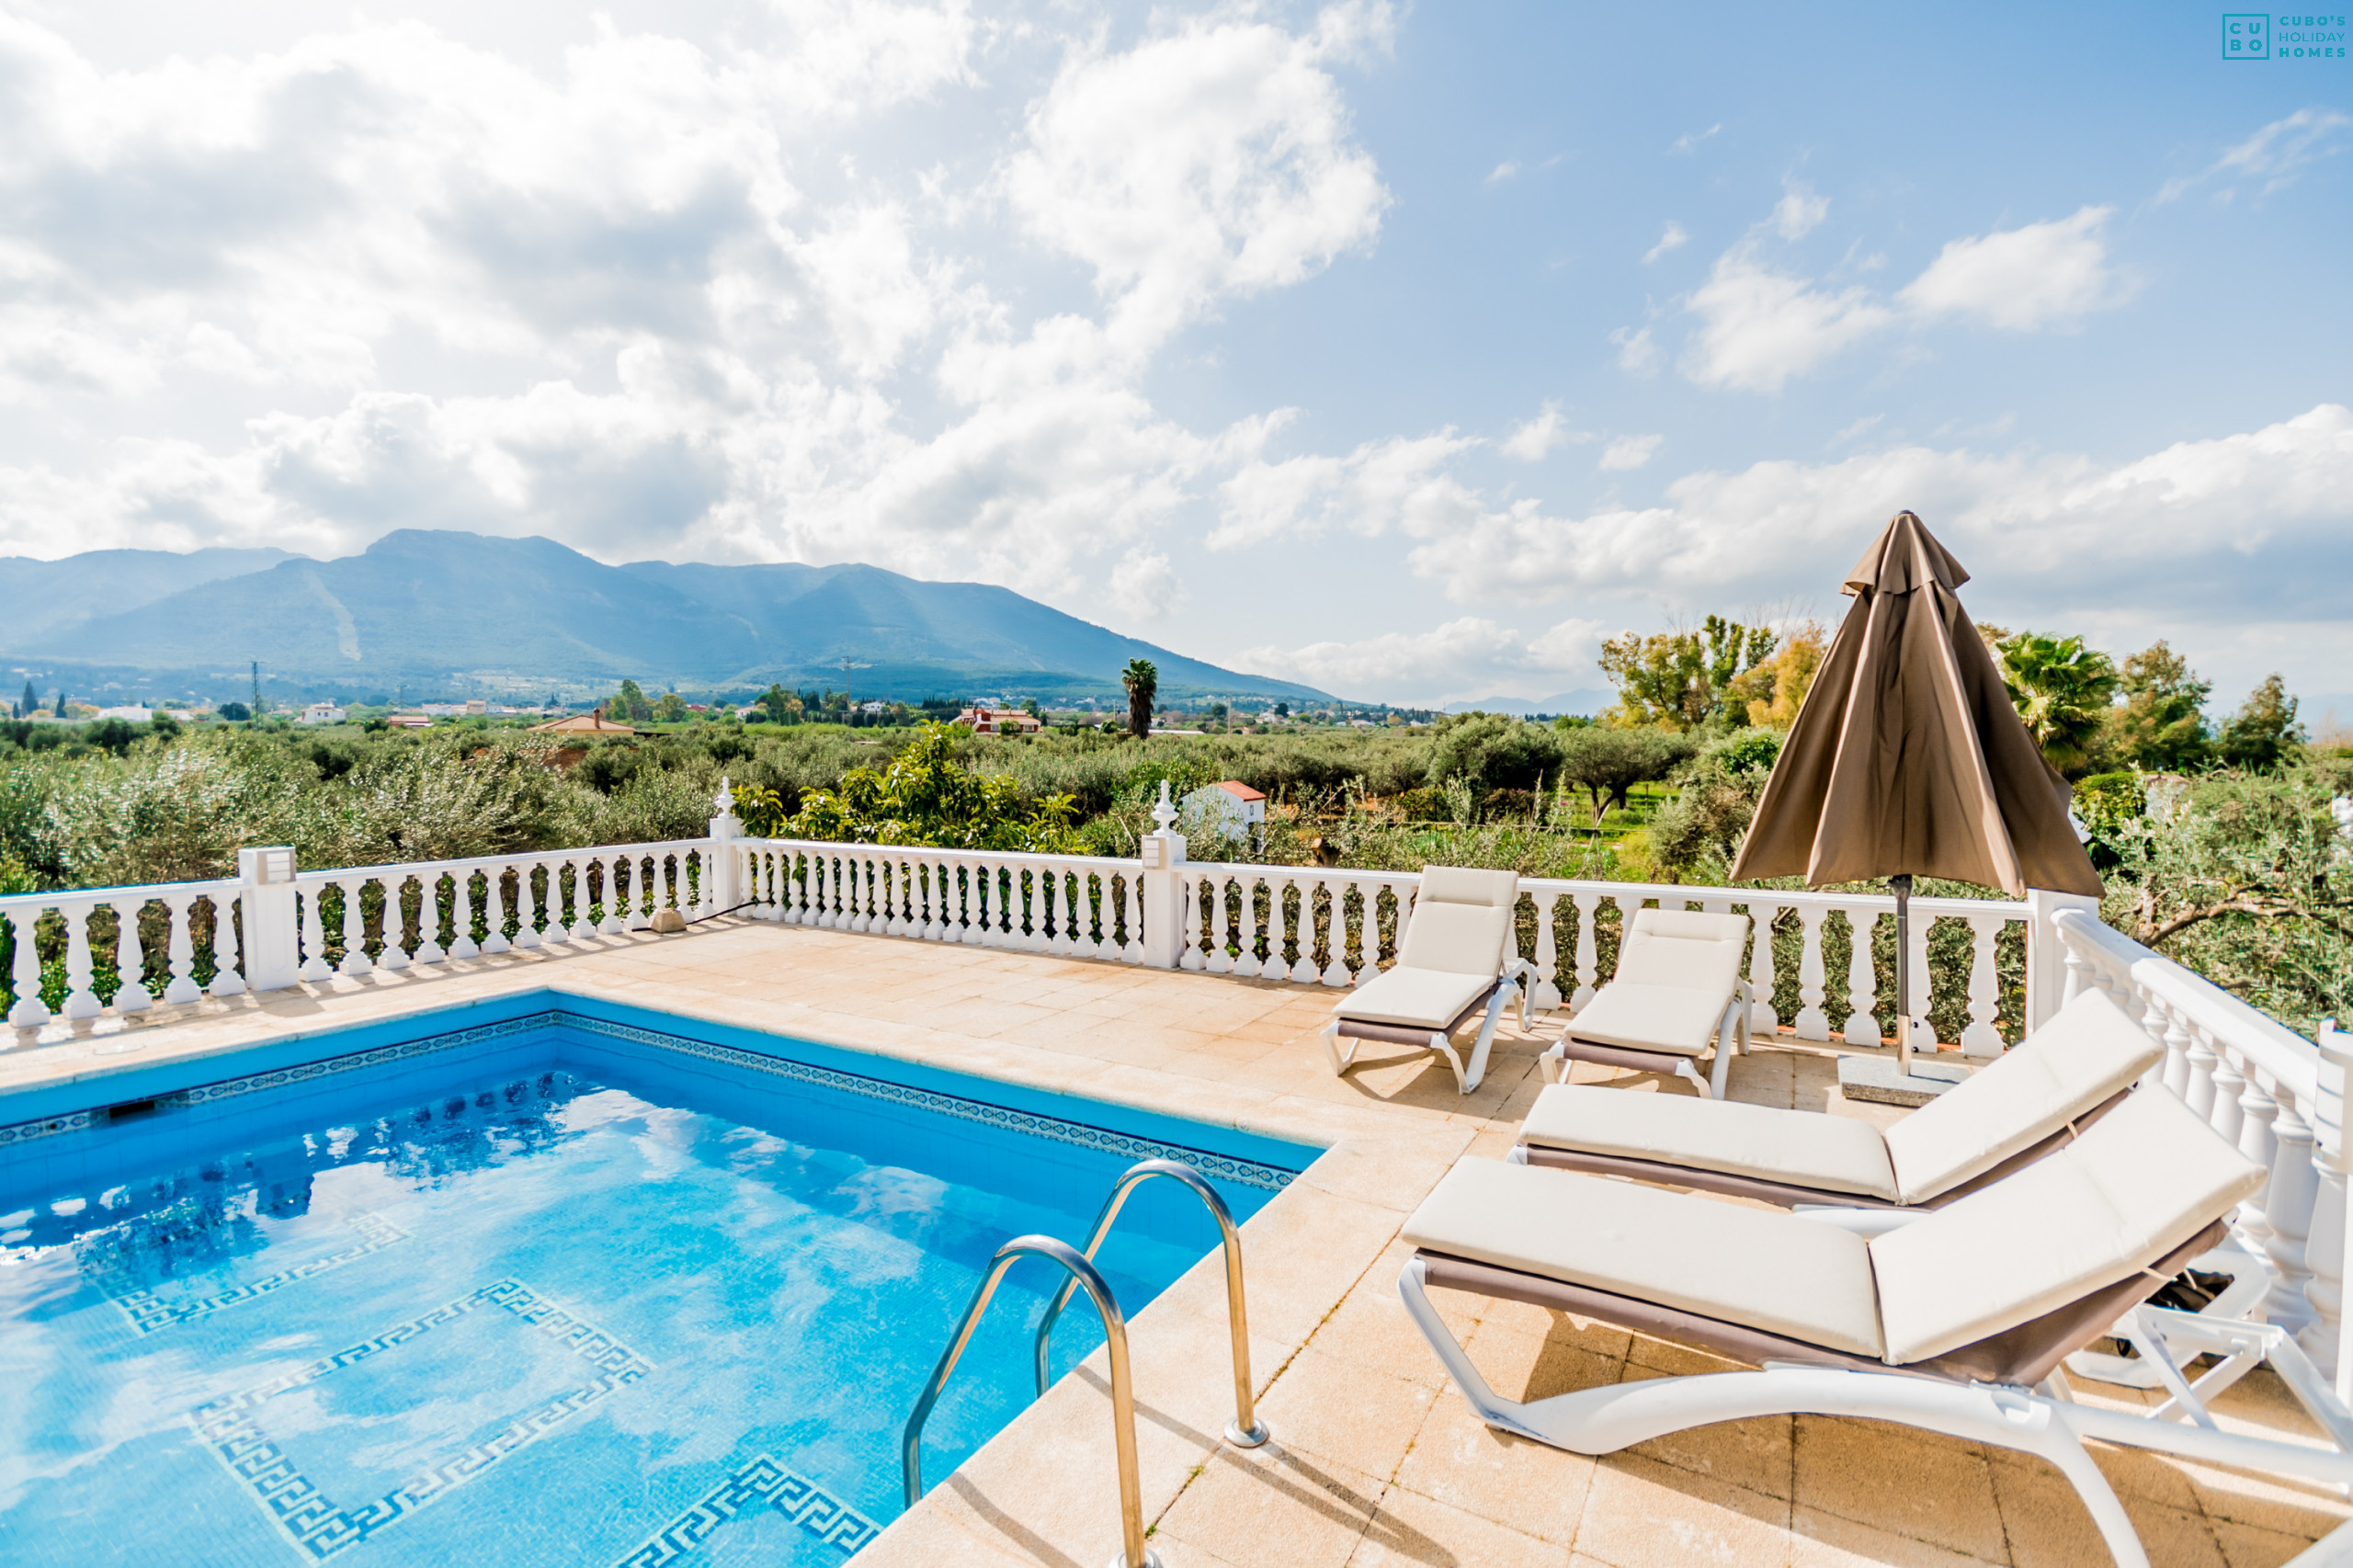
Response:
[1108, 547, 1187, 620]
[1681, 249, 1893, 392]
[1002, 4, 1392, 351]
[1487, 160, 1519, 184]
[1668, 123, 1721, 154]
[1899, 206, 2131, 331]
[1608, 324, 1660, 374]
[1392, 403, 2353, 625]
[1229, 614, 1609, 703]
[1597, 434, 1662, 471]
[2164, 108, 2353, 201]
[1643, 222, 1688, 263]
[1771, 182, 1828, 241]
[1501, 402, 1579, 461]
[1211, 428, 1479, 549]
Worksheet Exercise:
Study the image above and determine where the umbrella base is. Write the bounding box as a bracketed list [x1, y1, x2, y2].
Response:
[1838, 1054, 1970, 1107]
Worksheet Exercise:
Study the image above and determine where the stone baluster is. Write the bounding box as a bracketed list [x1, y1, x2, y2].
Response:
[2261, 1092, 2322, 1336]
[1205, 875, 1235, 974]
[1351, 879, 1381, 983]
[482, 866, 512, 953]
[1123, 868, 1149, 963]
[1792, 904, 1830, 1040]
[1235, 876, 1265, 978]
[1524, 892, 1559, 1012]
[1177, 874, 1203, 970]
[58, 902, 99, 1019]
[1039, 869, 1064, 955]
[449, 869, 480, 959]
[598, 857, 629, 936]
[298, 885, 334, 981]
[972, 860, 996, 946]
[511, 863, 544, 949]
[1744, 901, 1781, 1038]
[6, 906, 50, 1025]
[1278, 877, 1310, 983]
[336, 878, 373, 975]
[1318, 881, 1351, 986]
[1959, 914, 2006, 1056]
[2304, 1023, 2353, 1379]
[2206, 1023, 2249, 1153]
[108, 898, 153, 1013]
[1842, 907, 1881, 1046]
[210, 892, 244, 995]
[414, 874, 449, 964]
[1570, 892, 1600, 1013]
[561, 858, 590, 939]
[1268, 874, 1295, 983]
[163, 893, 202, 1005]
[2228, 1050, 2285, 1294]
[375, 879, 412, 971]
[2179, 1006, 2222, 1123]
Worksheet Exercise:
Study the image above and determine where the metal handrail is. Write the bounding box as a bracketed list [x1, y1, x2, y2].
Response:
[902, 1234, 1162, 1568]
[1033, 1159, 1270, 1449]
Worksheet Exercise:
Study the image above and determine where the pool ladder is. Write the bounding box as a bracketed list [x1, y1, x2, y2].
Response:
[900, 1159, 1270, 1568]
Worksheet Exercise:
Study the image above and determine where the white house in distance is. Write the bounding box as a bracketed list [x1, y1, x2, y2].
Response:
[298, 702, 347, 724]
[953, 705, 1041, 734]
[1181, 779, 1267, 846]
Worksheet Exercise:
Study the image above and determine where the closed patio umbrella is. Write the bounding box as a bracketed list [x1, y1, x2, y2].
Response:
[1729, 511, 2101, 1093]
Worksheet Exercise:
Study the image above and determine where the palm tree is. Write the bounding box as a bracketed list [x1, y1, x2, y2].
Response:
[1995, 631, 2118, 776]
[1121, 658, 1158, 739]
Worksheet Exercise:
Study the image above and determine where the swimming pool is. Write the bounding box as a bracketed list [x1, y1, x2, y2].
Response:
[0, 995, 1313, 1566]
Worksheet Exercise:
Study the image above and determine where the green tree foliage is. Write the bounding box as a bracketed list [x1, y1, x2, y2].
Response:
[2218, 675, 2303, 772]
[1552, 726, 1689, 830]
[218, 700, 251, 722]
[759, 722, 1075, 850]
[1995, 631, 2119, 776]
[610, 680, 654, 724]
[1426, 713, 1565, 793]
[1597, 615, 1778, 730]
[2099, 761, 2348, 1034]
[16, 680, 30, 720]
[2114, 641, 2212, 771]
[1121, 658, 1158, 739]
[1648, 730, 1783, 881]
[757, 684, 800, 725]
[653, 691, 689, 723]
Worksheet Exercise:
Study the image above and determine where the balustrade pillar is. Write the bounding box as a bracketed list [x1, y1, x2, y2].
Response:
[2261, 1100, 2322, 1337]
[1960, 914, 2006, 1056]
[163, 894, 202, 1005]
[109, 899, 152, 1012]
[298, 885, 334, 982]
[337, 878, 373, 975]
[210, 893, 245, 995]
[1793, 904, 1830, 1040]
[482, 868, 512, 953]
[1531, 894, 1563, 1012]
[375, 880, 411, 970]
[1744, 902, 1781, 1039]
[1843, 908, 1881, 1046]
[6, 907, 47, 1026]
[60, 903, 99, 1019]
[1571, 893, 1600, 1013]
[451, 870, 481, 959]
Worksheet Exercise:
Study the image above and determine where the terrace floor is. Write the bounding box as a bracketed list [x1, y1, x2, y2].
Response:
[6, 920, 2348, 1568]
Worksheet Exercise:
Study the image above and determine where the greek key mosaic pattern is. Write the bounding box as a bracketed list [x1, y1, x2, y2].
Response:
[97, 1211, 410, 1335]
[556, 1011, 1298, 1193]
[190, 1276, 653, 1561]
[616, 1453, 881, 1566]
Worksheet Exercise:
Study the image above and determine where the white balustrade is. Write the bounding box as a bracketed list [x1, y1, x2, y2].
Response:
[2, 880, 244, 1028]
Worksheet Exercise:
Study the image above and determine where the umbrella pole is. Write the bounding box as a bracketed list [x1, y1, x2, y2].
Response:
[1892, 874, 1914, 1077]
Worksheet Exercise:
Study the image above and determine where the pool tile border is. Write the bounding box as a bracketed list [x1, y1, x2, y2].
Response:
[616, 1451, 881, 1565]
[0, 1007, 1299, 1192]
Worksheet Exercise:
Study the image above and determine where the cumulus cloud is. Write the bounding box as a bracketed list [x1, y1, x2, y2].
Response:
[1002, 4, 1392, 351]
[1597, 434, 1662, 471]
[1210, 428, 1480, 548]
[1643, 222, 1688, 263]
[1770, 182, 1828, 241]
[1229, 615, 1610, 703]
[1500, 402, 1579, 461]
[1682, 250, 1893, 392]
[1608, 324, 1660, 374]
[1392, 403, 2353, 621]
[1108, 546, 1187, 620]
[1899, 206, 2131, 331]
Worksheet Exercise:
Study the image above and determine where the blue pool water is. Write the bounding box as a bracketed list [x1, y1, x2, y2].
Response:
[0, 997, 1313, 1566]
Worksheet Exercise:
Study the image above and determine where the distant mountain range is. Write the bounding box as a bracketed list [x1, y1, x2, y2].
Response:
[1440, 692, 1614, 718]
[0, 531, 1330, 706]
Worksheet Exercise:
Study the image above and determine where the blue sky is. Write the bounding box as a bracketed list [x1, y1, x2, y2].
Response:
[0, 1, 2347, 712]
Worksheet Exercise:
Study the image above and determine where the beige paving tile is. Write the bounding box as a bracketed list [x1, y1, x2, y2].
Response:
[1154, 1443, 1387, 1568]
[1789, 1506, 1995, 1566]
[1255, 1343, 1438, 1479]
[1793, 1416, 2004, 1562]
[1391, 1390, 1597, 1545]
[2211, 1516, 2334, 1567]
[1989, 1457, 2228, 1568]
[1573, 1451, 1794, 1568]
[1346, 1482, 1574, 1566]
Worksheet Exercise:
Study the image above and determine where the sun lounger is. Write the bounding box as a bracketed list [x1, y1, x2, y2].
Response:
[1538, 908, 1750, 1098]
[1515, 985, 2162, 1210]
[1397, 1086, 2353, 1568]
[1322, 866, 1533, 1095]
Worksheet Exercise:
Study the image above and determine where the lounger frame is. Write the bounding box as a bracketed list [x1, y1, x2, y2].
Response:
[1322, 960, 1533, 1095]
[1540, 985, 1748, 1099]
[1398, 1230, 2353, 1568]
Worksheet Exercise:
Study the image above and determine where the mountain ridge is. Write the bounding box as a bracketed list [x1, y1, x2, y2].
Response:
[1, 531, 1329, 705]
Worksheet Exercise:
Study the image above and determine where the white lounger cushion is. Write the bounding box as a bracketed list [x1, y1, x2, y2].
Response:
[1519, 1084, 1902, 1200]
[1610, 908, 1747, 993]
[1881, 986, 2164, 1203]
[1336, 966, 1496, 1030]
[1872, 1085, 2264, 1363]
[1562, 983, 1734, 1058]
[1401, 1157, 1886, 1358]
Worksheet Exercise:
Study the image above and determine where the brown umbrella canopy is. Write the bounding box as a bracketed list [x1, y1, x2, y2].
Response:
[1729, 511, 2102, 898]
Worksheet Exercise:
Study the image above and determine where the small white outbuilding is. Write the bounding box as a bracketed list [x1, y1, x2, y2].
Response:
[1181, 779, 1267, 846]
